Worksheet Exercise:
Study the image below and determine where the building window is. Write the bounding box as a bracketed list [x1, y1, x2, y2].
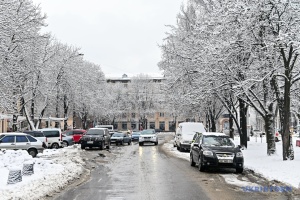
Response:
[169, 121, 175, 132]
[131, 113, 136, 118]
[122, 122, 127, 130]
[131, 123, 136, 130]
[150, 122, 155, 129]
[159, 121, 165, 131]
[159, 113, 164, 117]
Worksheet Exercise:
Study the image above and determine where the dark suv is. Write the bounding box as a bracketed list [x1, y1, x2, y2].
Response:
[80, 128, 110, 150]
[190, 132, 244, 173]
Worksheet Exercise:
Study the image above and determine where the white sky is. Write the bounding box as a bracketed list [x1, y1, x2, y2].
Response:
[31, 0, 186, 77]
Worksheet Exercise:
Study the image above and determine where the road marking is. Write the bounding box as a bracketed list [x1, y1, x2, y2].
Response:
[98, 178, 102, 183]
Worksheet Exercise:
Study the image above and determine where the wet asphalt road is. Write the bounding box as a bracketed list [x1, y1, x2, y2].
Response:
[54, 133, 298, 200]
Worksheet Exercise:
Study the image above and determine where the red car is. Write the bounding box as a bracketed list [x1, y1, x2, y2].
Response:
[62, 129, 87, 144]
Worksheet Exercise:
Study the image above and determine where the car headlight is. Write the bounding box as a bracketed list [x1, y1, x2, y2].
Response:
[236, 152, 243, 157]
[203, 150, 213, 157]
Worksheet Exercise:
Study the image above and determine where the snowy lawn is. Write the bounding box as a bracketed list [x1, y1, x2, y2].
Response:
[0, 145, 85, 200]
[163, 134, 300, 189]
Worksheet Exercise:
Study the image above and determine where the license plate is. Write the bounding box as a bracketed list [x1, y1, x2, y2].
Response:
[87, 141, 93, 144]
[219, 159, 233, 163]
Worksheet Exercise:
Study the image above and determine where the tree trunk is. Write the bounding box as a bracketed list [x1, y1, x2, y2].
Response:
[229, 113, 234, 139]
[73, 105, 76, 129]
[265, 103, 276, 155]
[282, 86, 291, 160]
[239, 99, 248, 148]
[12, 115, 18, 132]
[55, 90, 60, 128]
[63, 94, 68, 131]
[209, 109, 216, 132]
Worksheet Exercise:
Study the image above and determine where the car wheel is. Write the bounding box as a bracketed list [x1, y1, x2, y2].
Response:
[275, 137, 279, 142]
[121, 141, 124, 145]
[28, 149, 37, 158]
[155, 142, 158, 145]
[128, 141, 131, 145]
[51, 143, 59, 149]
[177, 145, 179, 150]
[139, 142, 143, 146]
[62, 141, 68, 147]
[236, 168, 243, 173]
[190, 154, 195, 167]
[198, 156, 205, 172]
[81, 145, 85, 149]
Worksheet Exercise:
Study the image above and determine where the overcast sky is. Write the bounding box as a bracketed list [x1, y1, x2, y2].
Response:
[32, 0, 186, 77]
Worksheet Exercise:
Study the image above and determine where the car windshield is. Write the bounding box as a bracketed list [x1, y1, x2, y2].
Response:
[203, 136, 235, 147]
[86, 129, 104, 135]
[141, 130, 155, 135]
[112, 133, 123, 137]
[132, 132, 141, 135]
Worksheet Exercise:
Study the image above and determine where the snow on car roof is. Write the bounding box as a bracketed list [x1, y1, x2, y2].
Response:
[1, 132, 28, 135]
[202, 132, 226, 136]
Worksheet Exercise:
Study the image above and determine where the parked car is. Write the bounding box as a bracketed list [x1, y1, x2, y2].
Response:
[37, 128, 63, 149]
[80, 128, 110, 150]
[190, 132, 244, 173]
[275, 130, 281, 142]
[23, 131, 47, 148]
[188, 132, 202, 151]
[110, 132, 132, 145]
[61, 129, 86, 146]
[0, 132, 44, 157]
[139, 129, 158, 146]
[62, 134, 74, 147]
[131, 131, 141, 141]
[174, 122, 206, 152]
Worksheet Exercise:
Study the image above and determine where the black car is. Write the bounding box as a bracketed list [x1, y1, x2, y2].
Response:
[80, 128, 110, 150]
[190, 132, 244, 173]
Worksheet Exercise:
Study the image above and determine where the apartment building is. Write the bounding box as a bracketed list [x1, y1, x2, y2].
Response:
[106, 74, 185, 132]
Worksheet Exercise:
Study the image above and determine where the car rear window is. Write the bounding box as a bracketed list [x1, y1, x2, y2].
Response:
[74, 131, 84, 134]
[86, 129, 104, 135]
[34, 132, 44, 137]
[141, 129, 155, 135]
[42, 130, 60, 137]
[27, 135, 38, 142]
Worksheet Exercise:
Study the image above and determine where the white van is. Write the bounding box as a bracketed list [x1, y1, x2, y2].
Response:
[37, 128, 63, 149]
[174, 122, 206, 152]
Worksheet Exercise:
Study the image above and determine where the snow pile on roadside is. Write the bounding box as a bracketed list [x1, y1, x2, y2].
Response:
[0, 145, 85, 200]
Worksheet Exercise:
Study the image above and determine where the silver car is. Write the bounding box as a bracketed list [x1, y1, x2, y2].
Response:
[0, 132, 44, 157]
[139, 129, 158, 146]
